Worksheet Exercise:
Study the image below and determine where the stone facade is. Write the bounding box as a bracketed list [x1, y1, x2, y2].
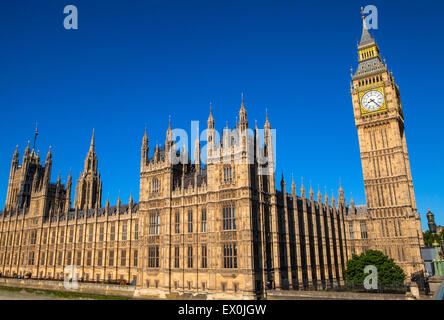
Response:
[0, 99, 349, 299]
[0, 13, 425, 299]
[344, 13, 424, 276]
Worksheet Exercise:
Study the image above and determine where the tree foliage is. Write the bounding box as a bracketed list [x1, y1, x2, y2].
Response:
[345, 250, 406, 288]
[423, 230, 442, 247]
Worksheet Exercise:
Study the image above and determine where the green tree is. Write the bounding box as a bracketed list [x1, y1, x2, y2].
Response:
[423, 230, 441, 247]
[345, 250, 406, 289]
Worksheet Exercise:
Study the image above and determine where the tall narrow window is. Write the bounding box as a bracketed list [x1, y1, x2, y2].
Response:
[223, 244, 237, 268]
[201, 209, 207, 233]
[120, 250, 126, 266]
[122, 222, 127, 241]
[60, 229, 64, 244]
[175, 211, 180, 234]
[78, 225, 83, 243]
[222, 205, 236, 230]
[153, 178, 160, 193]
[149, 212, 160, 235]
[110, 224, 115, 241]
[360, 222, 368, 239]
[87, 251, 92, 266]
[109, 250, 114, 266]
[187, 246, 193, 268]
[134, 222, 139, 240]
[97, 250, 103, 266]
[88, 226, 94, 242]
[76, 251, 82, 266]
[42, 230, 48, 245]
[69, 227, 74, 243]
[99, 225, 104, 241]
[223, 166, 232, 183]
[201, 245, 207, 268]
[148, 246, 159, 268]
[349, 224, 354, 239]
[133, 250, 138, 267]
[188, 210, 193, 233]
[174, 246, 180, 268]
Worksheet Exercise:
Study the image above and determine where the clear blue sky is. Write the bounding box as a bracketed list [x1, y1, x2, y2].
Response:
[0, 0, 443, 229]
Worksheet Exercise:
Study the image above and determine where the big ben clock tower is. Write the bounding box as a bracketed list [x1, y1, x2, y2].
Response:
[350, 11, 424, 276]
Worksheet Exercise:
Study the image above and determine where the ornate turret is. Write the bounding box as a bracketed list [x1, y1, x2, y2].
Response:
[74, 130, 102, 210]
[426, 209, 437, 234]
[141, 126, 149, 166]
[238, 93, 248, 131]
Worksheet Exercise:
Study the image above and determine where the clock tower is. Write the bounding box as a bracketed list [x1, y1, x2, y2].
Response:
[350, 11, 424, 275]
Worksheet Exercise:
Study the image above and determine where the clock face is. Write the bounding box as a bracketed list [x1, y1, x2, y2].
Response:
[361, 90, 384, 112]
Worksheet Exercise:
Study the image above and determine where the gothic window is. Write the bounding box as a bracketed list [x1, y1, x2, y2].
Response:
[201, 245, 207, 268]
[398, 220, 402, 236]
[133, 250, 138, 267]
[78, 225, 83, 243]
[120, 250, 126, 266]
[60, 230, 65, 244]
[201, 208, 207, 233]
[223, 244, 238, 268]
[28, 252, 35, 266]
[223, 166, 233, 183]
[349, 224, 354, 239]
[30, 230, 37, 244]
[109, 250, 114, 266]
[69, 227, 74, 243]
[174, 211, 180, 234]
[88, 225, 94, 242]
[86, 251, 92, 266]
[99, 224, 104, 241]
[67, 251, 72, 265]
[134, 222, 139, 240]
[174, 246, 180, 268]
[148, 246, 159, 268]
[360, 222, 368, 239]
[49, 252, 54, 266]
[152, 178, 160, 193]
[57, 252, 63, 266]
[187, 246, 193, 268]
[187, 210, 193, 233]
[149, 212, 160, 235]
[42, 230, 48, 245]
[76, 251, 82, 266]
[40, 252, 45, 265]
[122, 222, 127, 241]
[222, 205, 236, 230]
[110, 224, 116, 241]
[97, 250, 103, 266]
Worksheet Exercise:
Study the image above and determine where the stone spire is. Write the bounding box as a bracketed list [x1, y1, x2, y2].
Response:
[300, 177, 305, 198]
[359, 7, 374, 46]
[89, 128, 95, 152]
[238, 93, 248, 131]
[309, 181, 314, 200]
[264, 108, 271, 130]
[141, 126, 149, 166]
[207, 103, 215, 129]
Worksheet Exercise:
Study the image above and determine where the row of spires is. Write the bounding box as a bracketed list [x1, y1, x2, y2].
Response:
[280, 174, 358, 208]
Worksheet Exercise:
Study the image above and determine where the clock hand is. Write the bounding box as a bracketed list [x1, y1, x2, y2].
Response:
[369, 98, 381, 108]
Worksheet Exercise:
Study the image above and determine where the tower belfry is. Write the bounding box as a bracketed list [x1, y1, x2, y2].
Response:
[349, 11, 424, 275]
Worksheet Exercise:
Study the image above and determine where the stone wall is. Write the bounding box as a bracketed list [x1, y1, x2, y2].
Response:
[0, 278, 135, 298]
